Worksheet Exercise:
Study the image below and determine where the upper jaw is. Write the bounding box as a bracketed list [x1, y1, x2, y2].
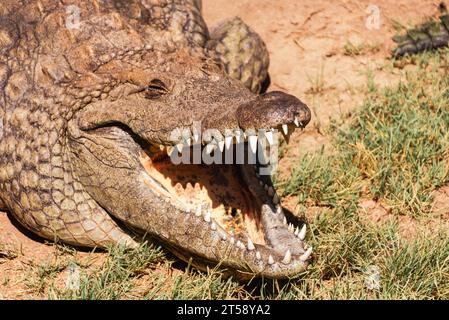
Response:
[155, 90, 311, 150]
[236, 91, 311, 131]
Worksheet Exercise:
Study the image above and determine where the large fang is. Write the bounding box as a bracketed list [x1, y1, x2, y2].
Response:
[235, 131, 242, 144]
[206, 144, 216, 155]
[218, 141, 225, 152]
[249, 136, 258, 154]
[265, 131, 274, 145]
[298, 224, 307, 241]
[282, 124, 288, 135]
[225, 136, 233, 149]
[294, 226, 299, 236]
[294, 118, 300, 127]
[282, 249, 292, 264]
[247, 238, 255, 251]
[166, 146, 174, 156]
[300, 247, 313, 262]
[193, 133, 199, 143]
[268, 255, 275, 265]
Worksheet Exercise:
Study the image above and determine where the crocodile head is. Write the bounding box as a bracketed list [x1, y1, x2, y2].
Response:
[68, 50, 312, 279]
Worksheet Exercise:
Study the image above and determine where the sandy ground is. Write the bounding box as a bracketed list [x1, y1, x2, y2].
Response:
[0, 0, 446, 299]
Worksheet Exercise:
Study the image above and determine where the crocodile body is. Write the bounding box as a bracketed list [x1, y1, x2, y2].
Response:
[393, 5, 449, 57]
[0, 0, 312, 279]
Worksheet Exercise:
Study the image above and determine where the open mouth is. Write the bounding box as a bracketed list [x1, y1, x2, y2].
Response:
[138, 120, 313, 276]
[72, 89, 313, 278]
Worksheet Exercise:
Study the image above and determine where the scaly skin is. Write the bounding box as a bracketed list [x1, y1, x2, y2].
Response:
[392, 7, 449, 57]
[0, 0, 312, 279]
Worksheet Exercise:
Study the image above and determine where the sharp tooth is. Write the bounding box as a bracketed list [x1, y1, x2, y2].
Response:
[294, 117, 300, 127]
[282, 124, 288, 135]
[230, 237, 235, 244]
[186, 138, 192, 146]
[211, 222, 217, 230]
[288, 223, 294, 233]
[264, 185, 269, 191]
[276, 206, 282, 214]
[282, 249, 292, 264]
[273, 194, 279, 204]
[300, 247, 313, 262]
[265, 131, 274, 145]
[218, 141, 225, 152]
[204, 211, 211, 222]
[167, 146, 174, 156]
[195, 205, 202, 216]
[294, 226, 299, 236]
[268, 187, 275, 197]
[283, 217, 287, 225]
[225, 136, 233, 149]
[236, 240, 243, 249]
[298, 224, 307, 240]
[247, 238, 255, 251]
[268, 255, 275, 265]
[256, 251, 261, 260]
[176, 143, 183, 153]
[193, 133, 199, 143]
[249, 135, 258, 154]
[221, 234, 227, 241]
[235, 131, 242, 144]
[206, 144, 215, 155]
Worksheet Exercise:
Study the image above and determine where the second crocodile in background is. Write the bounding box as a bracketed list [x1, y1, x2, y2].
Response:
[0, 0, 312, 279]
[392, 2, 449, 57]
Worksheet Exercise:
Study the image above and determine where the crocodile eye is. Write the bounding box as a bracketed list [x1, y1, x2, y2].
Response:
[145, 79, 169, 99]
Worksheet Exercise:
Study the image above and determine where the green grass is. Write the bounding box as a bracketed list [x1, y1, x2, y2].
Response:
[21, 50, 449, 300]
[343, 41, 381, 56]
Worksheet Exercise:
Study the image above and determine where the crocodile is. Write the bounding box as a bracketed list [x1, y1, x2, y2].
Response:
[392, 2, 449, 57]
[0, 0, 312, 279]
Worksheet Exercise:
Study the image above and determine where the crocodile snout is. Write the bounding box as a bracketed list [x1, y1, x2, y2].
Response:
[236, 91, 311, 132]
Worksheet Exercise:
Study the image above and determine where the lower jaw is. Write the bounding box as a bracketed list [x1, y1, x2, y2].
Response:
[137, 146, 312, 278]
